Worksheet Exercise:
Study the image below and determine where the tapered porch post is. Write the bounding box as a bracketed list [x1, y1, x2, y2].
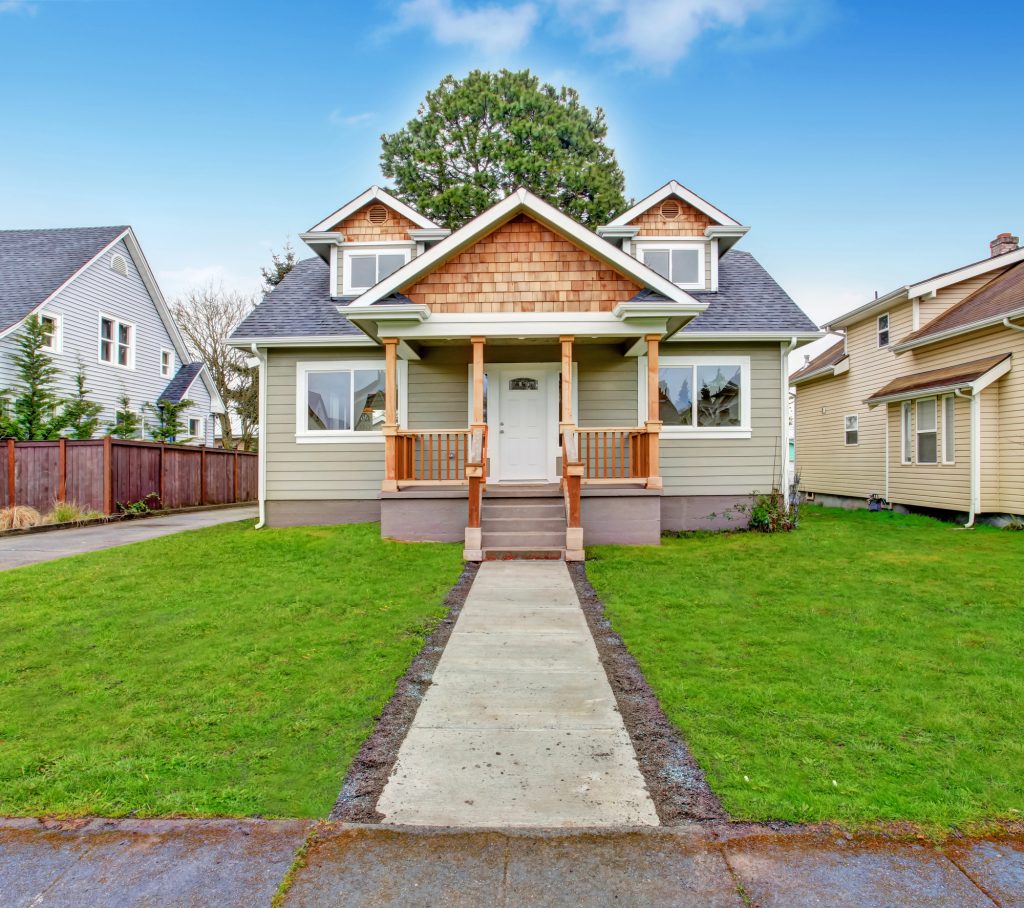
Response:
[559, 335, 574, 434]
[464, 336, 487, 560]
[382, 337, 399, 492]
[645, 334, 663, 490]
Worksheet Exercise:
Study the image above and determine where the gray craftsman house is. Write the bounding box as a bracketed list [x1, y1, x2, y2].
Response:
[0, 226, 223, 443]
[232, 182, 821, 558]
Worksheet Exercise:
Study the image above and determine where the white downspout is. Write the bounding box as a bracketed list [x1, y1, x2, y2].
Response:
[782, 337, 797, 506]
[884, 409, 890, 503]
[955, 388, 979, 528]
[251, 344, 268, 529]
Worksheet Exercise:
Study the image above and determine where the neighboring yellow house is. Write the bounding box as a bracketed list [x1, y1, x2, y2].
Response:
[791, 233, 1024, 524]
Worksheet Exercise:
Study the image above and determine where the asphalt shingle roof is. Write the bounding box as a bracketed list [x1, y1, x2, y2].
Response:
[231, 258, 362, 340]
[865, 353, 1011, 403]
[0, 226, 128, 332]
[231, 250, 819, 340]
[160, 362, 205, 404]
[686, 250, 819, 333]
[790, 339, 846, 382]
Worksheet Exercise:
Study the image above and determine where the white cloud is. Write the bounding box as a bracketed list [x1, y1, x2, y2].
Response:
[329, 110, 376, 127]
[395, 0, 540, 54]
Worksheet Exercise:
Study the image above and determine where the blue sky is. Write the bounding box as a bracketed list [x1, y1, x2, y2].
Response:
[2, 0, 1022, 356]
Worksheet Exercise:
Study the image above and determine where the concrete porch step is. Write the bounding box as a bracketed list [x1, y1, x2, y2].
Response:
[482, 547, 566, 561]
[482, 531, 567, 549]
[484, 484, 561, 499]
[481, 516, 566, 531]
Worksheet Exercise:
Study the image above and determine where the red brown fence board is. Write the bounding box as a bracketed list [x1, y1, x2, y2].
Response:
[1, 439, 257, 514]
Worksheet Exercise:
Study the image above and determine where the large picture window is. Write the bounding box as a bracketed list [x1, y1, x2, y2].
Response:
[296, 362, 390, 441]
[656, 357, 750, 436]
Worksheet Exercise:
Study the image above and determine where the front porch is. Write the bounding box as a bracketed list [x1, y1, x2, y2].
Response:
[377, 334, 668, 560]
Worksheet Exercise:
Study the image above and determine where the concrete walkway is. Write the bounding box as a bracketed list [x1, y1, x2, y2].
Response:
[376, 560, 659, 827]
[0, 506, 258, 571]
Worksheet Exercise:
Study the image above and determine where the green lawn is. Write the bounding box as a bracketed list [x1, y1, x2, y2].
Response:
[0, 521, 463, 818]
[587, 507, 1024, 830]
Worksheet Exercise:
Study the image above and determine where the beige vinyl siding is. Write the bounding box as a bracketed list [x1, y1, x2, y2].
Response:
[265, 347, 385, 501]
[980, 385, 1000, 511]
[660, 342, 784, 496]
[795, 300, 914, 499]
[915, 266, 1012, 330]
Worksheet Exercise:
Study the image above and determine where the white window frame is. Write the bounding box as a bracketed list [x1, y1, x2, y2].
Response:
[915, 397, 938, 464]
[942, 394, 956, 464]
[38, 311, 62, 354]
[900, 400, 913, 464]
[844, 413, 859, 446]
[646, 355, 752, 439]
[877, 312, 890, 348]
[634, 239, 706, 290]
[187, 416, 204, 441]
[160, 348, 174, 379]
[341, 243, 413, 295]
[295, 359, 402, 444]
[97, 313, 135, 370]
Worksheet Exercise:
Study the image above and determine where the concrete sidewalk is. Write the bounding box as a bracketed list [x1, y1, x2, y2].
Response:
[0, 506, 257, 570]
[376, 560, 659, 827]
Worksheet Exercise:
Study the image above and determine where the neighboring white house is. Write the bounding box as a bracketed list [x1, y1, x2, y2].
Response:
[0, 226, 223, 443]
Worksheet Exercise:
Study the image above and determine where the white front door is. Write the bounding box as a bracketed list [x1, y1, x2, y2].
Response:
[496, 368, 550, 481]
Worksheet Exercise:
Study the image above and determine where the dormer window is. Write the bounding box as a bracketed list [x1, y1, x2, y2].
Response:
[636, 241, 705, 290]
[343, 246, 411, 294]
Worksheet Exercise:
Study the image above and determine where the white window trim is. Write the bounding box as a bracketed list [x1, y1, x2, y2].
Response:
[942, 394, 956, 464]
[900, 400, 913, 464]
[877, 312, 890, 348]
[341, 245, 414, 295]
[915, 396, 939, 464]
[844, 413, 859, 446]
[634, 239, 707, 290]
[188, 416, 204, 440]
[649, 355, 752, 439]
[97, 312, 136, 370]
[295, 359, 401, 444]
[38, 311, 62, 354]
[160, 348, 174, 378]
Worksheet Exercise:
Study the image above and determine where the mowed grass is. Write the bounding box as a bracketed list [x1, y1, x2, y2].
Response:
[0, 521, 463, 818]
[587, 507, 1024, 830]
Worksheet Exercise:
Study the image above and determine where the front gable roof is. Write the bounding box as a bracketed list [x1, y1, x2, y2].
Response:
[160, 362, 208, 404]
[0, 226, 128, 334]
[307, 185, 439, 233]
[605, 180, 741, 229]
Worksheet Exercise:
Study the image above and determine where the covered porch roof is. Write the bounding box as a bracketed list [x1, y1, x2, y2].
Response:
[864, 353, 1012, 406]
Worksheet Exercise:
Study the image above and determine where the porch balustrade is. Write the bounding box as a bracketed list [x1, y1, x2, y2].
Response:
[392, 429, 474, 483]
[575, 427, 652, 482]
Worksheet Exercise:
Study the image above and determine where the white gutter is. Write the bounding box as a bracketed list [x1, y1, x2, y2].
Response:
[955, 388, 979, 529]
[251, 344, 268, 529]
[894, 307, 1024, 352]
[1004, 317, 1024, 333]
[782, 337, 797, 505]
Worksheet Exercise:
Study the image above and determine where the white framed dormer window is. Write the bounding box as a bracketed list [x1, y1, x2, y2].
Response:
[900, 401, 913, 464]
[342, 245, 412, 295]
[98, 314, 134, 369]
[916, 397, 938, 464]
[160, 349, 174, 378]
[844, 414, 859, 445]
[296, 360, 399, 443]
[942, 394, 956, 464]
[39, 312, 62, 353]
[653, 355, 751, 439]
[877, 313, 890, 347]
[635, 241, 705, 290]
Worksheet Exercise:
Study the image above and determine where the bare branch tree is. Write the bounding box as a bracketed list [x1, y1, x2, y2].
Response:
[171, 283, 258, 450]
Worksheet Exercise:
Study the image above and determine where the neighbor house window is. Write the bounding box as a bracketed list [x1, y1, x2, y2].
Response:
[99, 316, 133, 367]
[916, 398, 938, 464]
[39, 313, 61, 353]
[160, 349, 174, 378]
[342, 247, 411, 293]
[844, 414, 859, 445]
[900, 401, 912, 463]
[657, 357, 749, 434]
[877, 313, 890, 347]
[296, 362, 389, 440]
[188, 416, 203, 440]
[942, 395, 956, 463]
[637, 242, 705, 289]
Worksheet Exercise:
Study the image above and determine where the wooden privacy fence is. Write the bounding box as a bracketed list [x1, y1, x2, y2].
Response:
[1, 438, 258, 515]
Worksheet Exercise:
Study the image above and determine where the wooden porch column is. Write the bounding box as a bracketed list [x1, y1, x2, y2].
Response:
[464, 337, 487, 561]
[470, 336, 486, 428]
[559, 335, 574, 435]
[382, 337, 400, 492]
[645, 334, 663, 490]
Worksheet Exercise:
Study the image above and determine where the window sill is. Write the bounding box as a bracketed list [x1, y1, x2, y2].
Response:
[294, 432, 386, 445]
[661, 428, 752, 440]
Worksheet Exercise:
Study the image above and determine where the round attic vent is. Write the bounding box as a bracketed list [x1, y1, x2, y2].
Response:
[660, 199, 681, 220]
[367, 204, 389, 225]
[110, 253, 128, 276]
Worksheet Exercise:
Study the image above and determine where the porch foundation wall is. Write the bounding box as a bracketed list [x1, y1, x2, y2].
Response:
[581, 489, 662, 545]
[265, 499, 381, 528]
[381, 492, 468, 542]
[660, 495, 753, 532]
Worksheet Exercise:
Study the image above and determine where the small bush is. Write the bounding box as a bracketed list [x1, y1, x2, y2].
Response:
[745, 490, 797, 533]
[0, 505, 43, 530]
[46, 500, 103, 525]
[117, 492, 162, 516]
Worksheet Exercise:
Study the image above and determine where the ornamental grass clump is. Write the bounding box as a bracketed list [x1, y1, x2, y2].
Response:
[0, 505, 43, 530]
